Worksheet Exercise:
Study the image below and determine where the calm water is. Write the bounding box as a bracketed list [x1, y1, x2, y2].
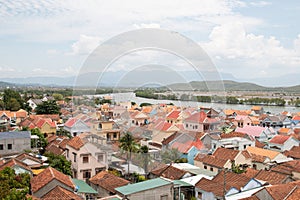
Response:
[95, 92, 299, 114]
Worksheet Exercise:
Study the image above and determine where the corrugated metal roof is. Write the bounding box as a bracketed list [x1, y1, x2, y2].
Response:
[72, 179, 98, 194]
[115, 178, 172, 195]
[0, 131, 31, 139]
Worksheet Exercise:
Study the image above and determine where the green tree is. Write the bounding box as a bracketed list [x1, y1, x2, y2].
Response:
[119, 132, 139, 178]
[0, 167, 31, 199]
[44, 152, 72, 176]
[35, 100, 60, 114]
[161, 148, 181, 164]
[140, 102, 152, 107]
[3, 89, 24, 111]
[31, 128, 48, 149]
[52, 93, 63, 101]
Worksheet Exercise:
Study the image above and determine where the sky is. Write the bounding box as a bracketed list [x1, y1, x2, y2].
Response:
[0, 0, 300, 86]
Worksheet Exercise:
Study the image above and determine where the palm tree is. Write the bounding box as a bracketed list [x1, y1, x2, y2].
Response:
[119, 132, 138, 178]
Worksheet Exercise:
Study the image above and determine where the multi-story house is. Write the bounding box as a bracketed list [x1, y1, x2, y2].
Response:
[65, 133, 112, 181]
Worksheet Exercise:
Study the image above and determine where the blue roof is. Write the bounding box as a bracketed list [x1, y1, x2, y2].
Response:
[115, 178, 172, 195]
[0, 131, 31, 139]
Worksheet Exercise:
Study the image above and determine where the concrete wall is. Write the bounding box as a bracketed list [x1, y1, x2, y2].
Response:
[125, 184, 173, 200]
[0, 137, 31, 156]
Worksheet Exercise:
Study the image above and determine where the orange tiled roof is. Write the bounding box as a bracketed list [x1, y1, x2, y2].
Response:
[246, 146, 280, 160]
[264, 181, 300, 200]
[150, 164, 188, 180]
[0, 158, 32, 172]
[278, 128, 291, 134]
[284, 146, 300, 159]
[213, 147, 240, 161]
[89, 171, 129, 194]
[31, 167, 74, 193]
[41, 186, 82, 200]
[66, 136, 85, 150]
[194, 154, 228, 169]
[269, 135, 291, 145]
[285, 187, 300, 200]
[254, 170, 288, 185]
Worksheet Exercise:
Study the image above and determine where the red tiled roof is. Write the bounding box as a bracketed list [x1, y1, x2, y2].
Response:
[166, 110, 181, 120]
[269, 135, 291, 145]
[286, 187, 300, 200]
[212, 147, 240, 161]
[64, 118, 77, 127]
[264, 181, 300, 200]
[161, 132, 182, 145]
[292, 116, 300, 121]
[271, 160, 300, 175]
[254, 170, 288, 185]
[150, 164, 188, 180]
[194, 154, 228, 168]
[0, 158, 32, 172]
[45, 144, 64, 155]
[171, 139, 203, 154]
[89, 171, 129, 194]
[66, 136, 85, 150]
[284, 146, 300, 159]
[185, 111, 207, 123]
[41, 186, 82, 200]
[31, 167, 75, 193]
[220, 132, 247, 139]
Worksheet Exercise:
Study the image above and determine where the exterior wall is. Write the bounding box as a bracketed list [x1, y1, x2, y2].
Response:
[33, 179, 73, 198]
[0, 137, 31, 156]
[235, 153, 252, 166]
[194, 161, 219, 176]
[90, 182, 111, 198]
[251, 162, 267, 170]
[124, 184, 173, 200]
[255, 189, 273, 200]
[184, 122, 203, 132]
[292, 172, 300, 180]
[66, 143, 107, 181]
[195, 189, 216, 200]
[187, 146, 200, 165]
[211, 138, 255, 151]
[41, 123, 56, 134]
[64, 121, 91, 137]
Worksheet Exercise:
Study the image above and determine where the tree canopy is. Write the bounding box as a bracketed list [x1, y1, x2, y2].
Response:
[0, 167, 31, 200]
[35, 100, 60, 114]
[2, 89, 24, 111]
[44, 152, 72, 176]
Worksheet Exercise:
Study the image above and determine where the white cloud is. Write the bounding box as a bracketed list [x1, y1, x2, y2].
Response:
[69, 35, 102, 55]
[133, 23, 161, 29]
[202, 22, 300, 78]
[249, 1, 271, 7]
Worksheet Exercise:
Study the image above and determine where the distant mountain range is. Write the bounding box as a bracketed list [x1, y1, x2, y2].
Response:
[165, 80, 300, 93]
[0, 68, 299, 92]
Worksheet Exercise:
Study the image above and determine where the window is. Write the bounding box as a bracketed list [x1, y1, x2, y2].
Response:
[185, 124, 188, 128]
[73, 153, 77, 162]
[113, 133, 117, 138]
[98, 154, 104, 162]
[195, 125, 198, 129]
[0, 144, 3, 150]
[210, 167, 213, 172]
[83, 170, 91, 179]
[244, 145, 247, 149]
[83, 156, 89, 163]
[160, 195, 168, 200]
[132, 120, 134, 124]
[7, 144, 12, 150]
[204, 165, 207, 169]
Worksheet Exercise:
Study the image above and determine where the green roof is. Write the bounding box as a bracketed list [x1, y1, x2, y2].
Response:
[72, 179, 98, 194]
[115, 178, 172, 195]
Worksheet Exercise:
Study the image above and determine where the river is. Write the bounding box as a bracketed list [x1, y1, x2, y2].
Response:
[94, 92, 299, 114]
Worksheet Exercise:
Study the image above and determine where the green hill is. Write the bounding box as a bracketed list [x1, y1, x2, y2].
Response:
[164, 80, 300, 93]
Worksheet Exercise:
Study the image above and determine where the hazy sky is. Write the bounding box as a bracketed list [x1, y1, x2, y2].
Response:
[0, 0, 300, 82]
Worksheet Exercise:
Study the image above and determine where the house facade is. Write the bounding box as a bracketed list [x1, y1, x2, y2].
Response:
[0, 131, 31, 156]
[65, 134, 110, 181]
